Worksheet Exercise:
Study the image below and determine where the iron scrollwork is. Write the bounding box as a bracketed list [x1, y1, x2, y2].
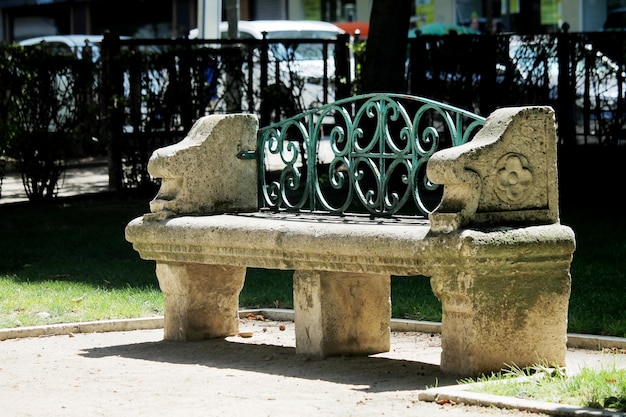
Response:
[258, 93, 485, 217]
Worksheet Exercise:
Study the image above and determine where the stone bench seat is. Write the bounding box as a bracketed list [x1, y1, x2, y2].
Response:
[126, 94, 576, 376]
[127, 212, 433, 271]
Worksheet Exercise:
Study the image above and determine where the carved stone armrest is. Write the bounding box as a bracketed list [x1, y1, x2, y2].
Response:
[145, 114, 259, 220]
[426, 106, 560, 233]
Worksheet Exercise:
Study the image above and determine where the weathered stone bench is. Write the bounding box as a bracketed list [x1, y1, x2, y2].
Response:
[125, 93, 575, 375]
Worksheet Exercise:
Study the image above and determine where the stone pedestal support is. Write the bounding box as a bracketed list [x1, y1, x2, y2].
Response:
[155, 262, 246, 341]
[430, 228, 573, 375]
[293, 270, 391, 356]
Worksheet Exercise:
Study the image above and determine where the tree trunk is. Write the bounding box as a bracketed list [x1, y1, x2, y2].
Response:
[361, 0, 412, 93]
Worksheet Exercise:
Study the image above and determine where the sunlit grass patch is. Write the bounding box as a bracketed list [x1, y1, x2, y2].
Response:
[461, 363, 626, 412]
[0, 276, 163, 328]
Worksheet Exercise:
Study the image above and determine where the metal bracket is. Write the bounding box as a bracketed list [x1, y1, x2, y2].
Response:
[236, 150, 257, 160]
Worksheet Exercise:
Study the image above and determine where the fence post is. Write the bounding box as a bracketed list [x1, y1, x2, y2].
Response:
[101, 32, 124, 192]
[478, 34, 497, 115]
[179, 42, 194, 130]
[224, 46, 244, 113]
[406, 37, 426, 96]
[335, 33, 351, 100]
[557, 23, 575, 146]
[259, 33, 270, 127]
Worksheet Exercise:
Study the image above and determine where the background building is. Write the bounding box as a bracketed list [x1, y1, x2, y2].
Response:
[0, 0, 371, 41]
[0, 0, 620, 42]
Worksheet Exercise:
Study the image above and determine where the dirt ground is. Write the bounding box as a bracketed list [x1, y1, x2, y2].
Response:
[0, 318, 560, 417]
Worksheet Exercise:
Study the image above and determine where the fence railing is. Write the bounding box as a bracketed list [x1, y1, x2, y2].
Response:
[406, 30, 626, 147]
[2, 30, 626, 199]
[99, 33, 352, 190]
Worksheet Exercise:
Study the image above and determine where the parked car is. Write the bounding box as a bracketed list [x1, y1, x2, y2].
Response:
[16, 35, 106, 134]
[189, 20, 351, 114]
[18, 34, 164, 133]
[19, 34, 110, 61]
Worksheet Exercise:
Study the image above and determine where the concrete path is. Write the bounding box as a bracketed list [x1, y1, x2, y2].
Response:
[0, 162, 109, 204]
[1, 317, 626, 417]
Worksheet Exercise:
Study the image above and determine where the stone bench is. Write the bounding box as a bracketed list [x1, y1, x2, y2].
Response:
[125, 94, 576, 375]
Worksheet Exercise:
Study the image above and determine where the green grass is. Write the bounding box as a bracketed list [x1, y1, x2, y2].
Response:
[0, 197, 163, 327]
[561, 208, 626, 337]
[462, 363, 626, 412]
[391, 276, 441, 321]
[239, 267, 294, 310]
[0, 278, 163, 327]
[0, 196, 624, 337]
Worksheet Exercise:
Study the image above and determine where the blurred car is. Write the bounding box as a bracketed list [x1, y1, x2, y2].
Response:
[190, 20, 351, 113]
[19, 34, 115, 61]
[18, 34, 164, 134]
[190, 19, 345, 40]
[407, 31, 625, 133]
[16, 35, 107, 133]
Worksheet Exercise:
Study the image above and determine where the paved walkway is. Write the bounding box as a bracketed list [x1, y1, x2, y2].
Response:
[1, 316, 626, 417]
[0, 162, 109, 204]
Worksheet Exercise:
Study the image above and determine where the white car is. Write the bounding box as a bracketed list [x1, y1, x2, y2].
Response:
[18, 34, 115, 61]
[16, 35, 109, 134]
[190, 20, 351, 114]
[18, 34, 165, 135]
[190, 19, 345, 40]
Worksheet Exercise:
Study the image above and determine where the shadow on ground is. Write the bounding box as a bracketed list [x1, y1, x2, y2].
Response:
[80, 337, 459, 392]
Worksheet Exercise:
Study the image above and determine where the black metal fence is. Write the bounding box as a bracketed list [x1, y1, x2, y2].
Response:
[406, 30, 626, 148]
[1, 30, 625, 198]
[0, 42, 98, 200]
[100, 33, 352, 191]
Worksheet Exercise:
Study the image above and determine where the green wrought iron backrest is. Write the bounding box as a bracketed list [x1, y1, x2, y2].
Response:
[257, 93, 485, 217]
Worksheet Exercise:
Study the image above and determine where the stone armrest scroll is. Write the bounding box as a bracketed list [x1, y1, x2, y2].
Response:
[145, 114, 259, 220]
[427, 106, 560, 233]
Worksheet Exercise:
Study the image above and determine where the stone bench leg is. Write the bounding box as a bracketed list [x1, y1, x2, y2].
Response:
[155, 262, 246, 341]
[293, 270, 391, 356]
[431, 259, 571, 376]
